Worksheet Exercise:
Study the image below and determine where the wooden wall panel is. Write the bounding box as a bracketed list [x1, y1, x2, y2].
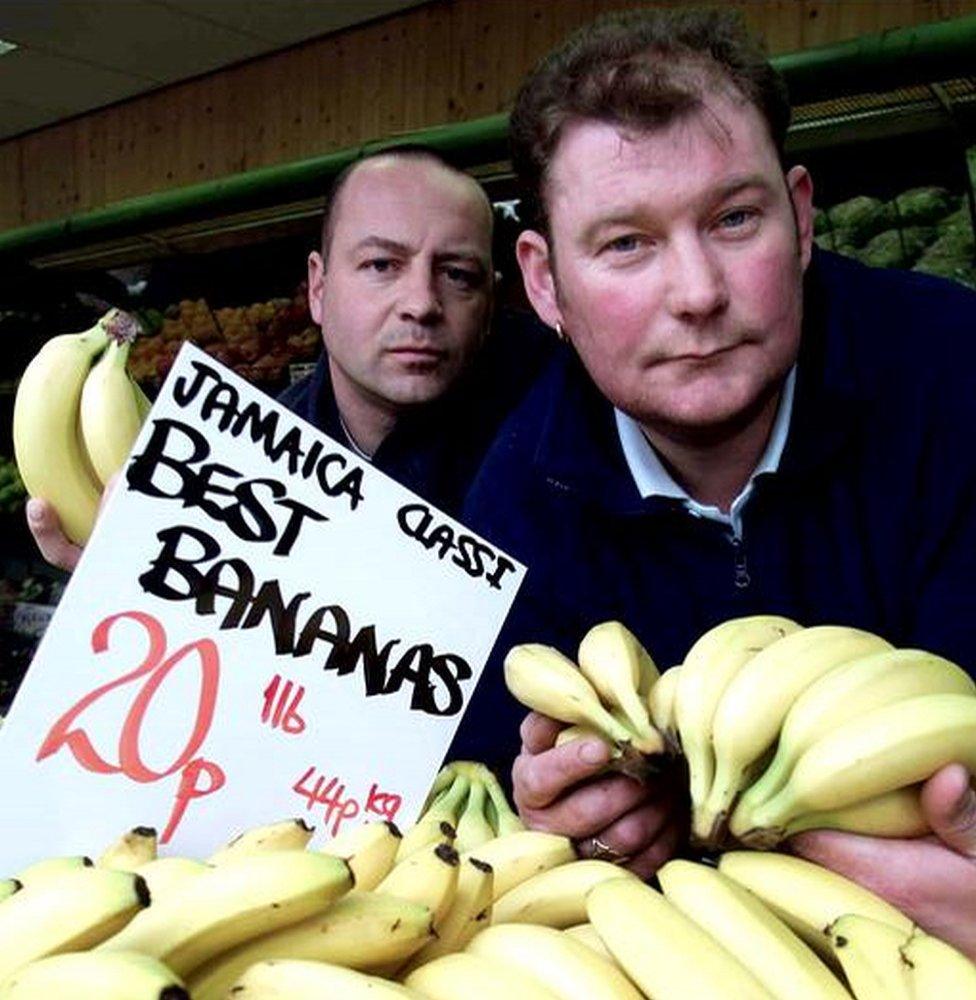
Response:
[1, 0, 974, 232]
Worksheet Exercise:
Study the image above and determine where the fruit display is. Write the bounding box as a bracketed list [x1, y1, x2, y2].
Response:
[503, 616, 976, 854]
[127, 290, 319, 388]
[1, 776, 974, 999]
[11, 308, 148, 545]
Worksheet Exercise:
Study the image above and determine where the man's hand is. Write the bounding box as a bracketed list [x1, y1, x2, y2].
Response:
[26, 498, 83, 572]
[789, 763, 976, 959]
[511, 711, 687, 879]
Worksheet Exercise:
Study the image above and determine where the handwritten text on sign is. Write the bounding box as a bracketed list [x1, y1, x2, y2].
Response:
[0, 344, 524, 870]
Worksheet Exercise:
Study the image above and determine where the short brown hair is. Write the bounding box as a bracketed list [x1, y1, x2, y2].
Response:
[509, 7, 790, 231]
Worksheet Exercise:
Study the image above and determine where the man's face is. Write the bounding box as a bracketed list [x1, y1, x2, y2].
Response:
[308, 157, 493, 415]
[517, 91, 814, 442]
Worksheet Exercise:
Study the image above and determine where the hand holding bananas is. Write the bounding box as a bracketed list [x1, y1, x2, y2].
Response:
[14, 308, 149, 557]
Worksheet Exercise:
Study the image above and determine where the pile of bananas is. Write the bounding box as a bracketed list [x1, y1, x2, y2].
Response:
[1, 772, 975, 998]
[12, 309, 150, 545]
[505, 616, 976, 852]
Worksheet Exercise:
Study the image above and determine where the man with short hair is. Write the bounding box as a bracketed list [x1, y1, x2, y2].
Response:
[28, 146, 553, 566]
[453, 8, 976, 956]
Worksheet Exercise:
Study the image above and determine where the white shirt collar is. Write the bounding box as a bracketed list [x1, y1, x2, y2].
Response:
[614, 365, 797, 538]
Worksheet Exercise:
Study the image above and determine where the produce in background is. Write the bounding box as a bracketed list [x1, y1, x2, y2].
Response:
[12, 308, 144, 544]
[2, 777, 975, 998]
[0, 458, 27, 516]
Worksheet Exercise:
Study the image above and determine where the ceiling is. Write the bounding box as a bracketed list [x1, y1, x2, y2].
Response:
[0, 0, 430, 141]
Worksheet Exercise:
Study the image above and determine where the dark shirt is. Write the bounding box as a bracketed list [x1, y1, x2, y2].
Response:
[451, 250, 976, 771]
[277, 309, 556, 516]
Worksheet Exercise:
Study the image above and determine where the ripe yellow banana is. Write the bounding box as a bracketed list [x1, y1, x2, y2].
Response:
[901, 926, 976, 995]
[375, 841, 460, 926]
[577, 621, 663, 753]
[657, 859, 848, 1000]
[648, 664, 682, 749]
[13, 854, 92, 887]
[79, 336, 146, 488]
[467, 922, 643, 1000]
[97, 825, 158, 871]
[320, 819, 401, 890]
[504, 644, 635, 745]
[400, 856, 494, 972]
[99, 850, 352, 977]
[134, 856, 211, 901]
[827, 914, 914, 1000]
[454, 778, 495, 853]
[459, 829, 575, 901]
[186, 892, 434, 1000]
[562, 923, 615, 963]
[404, 951, 560, 999]
[0, 879, 21, 903]
[675, 615, 801, 841]
[206, 816, 314, 863]
[744, 692, 976, 836]
[397, 772, 466, 861]
[0, 867, 150, 981]
[225, 958, 425, 998]
[491, 859, 637, 929]
[717, 851, 913, 964]
[0, 950, 188, 1000]
[737, 648, 975, 817]
[13, 311, 128, 544]
[701, 626, 892, 845]
[587, 876, 773, 998]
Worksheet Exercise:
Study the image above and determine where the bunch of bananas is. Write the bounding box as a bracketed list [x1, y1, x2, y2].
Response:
[13, 309, 150, 545]
[505, 616, 976, 853]
[2, 770, 975, 998]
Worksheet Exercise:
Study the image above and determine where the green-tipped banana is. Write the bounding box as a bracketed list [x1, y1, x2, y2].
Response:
[737, 648, 975, 819]
[700, 625, 892, 847]
[827, 915, 914, 999]
[577, 621, 663, 753]
[397, 771, 467, 861]
[479, 766, 525, 836]
[675, 615, 801, 842]
[454, 778, 495, 853]
[743, 692, 976, 837]
[504, 644, 635, 745]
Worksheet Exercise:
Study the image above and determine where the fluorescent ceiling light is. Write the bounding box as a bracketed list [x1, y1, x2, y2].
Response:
[0, 40, 18, 56]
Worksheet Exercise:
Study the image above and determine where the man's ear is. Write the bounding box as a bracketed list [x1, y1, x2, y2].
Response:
[307, 250, 326, 327]
[516, 230, 562, 330]
[786, 165, 815, 271]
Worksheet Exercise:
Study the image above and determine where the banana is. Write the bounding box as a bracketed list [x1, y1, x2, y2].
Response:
[320, 819, 402, 890]
[375, 841, 460, 926]
[460, 829, 576, 900]
[206, 816, 314, 863]
[13, 311, 128, 544]
[0, 879, 21, 904]
[225, 958, 425, 998]
[718, 851, 913, 963]
[0, 950, 188, 1000]
[648, 664, 682, 748]
[134, 856, 211, 901]
[675, 615, 801, 839]
[0, 867, 150, 981]
[479, 767, 525, 836]
[563, 924, 615, 963]
[396, 771, 467, 861]
[99, 850, 352, 977]
[422, 763, 460, 813]
[186, 892, 434, 1000]
[491, 859, 637, 929]
[827, 914, 914, 1000]
[577, 621, 664, 753]
[455, 778, 496, 852]
[404, 951, 560, 999]
[78, 335, 146, 488]
[13, 855, 92, 887]
[400, 857, 494, 972]
[467, 922, 642, 1000]
[901, 926, 976, 995]
[504, 644, 635, 745]
[657, 859, 849, 1000]
[737, 648, 975, 817]
[97, 825, 158, 871]
[701, 625, 893, 845]
[586, 876, 774, 999]
[743, 692, 976, 837]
